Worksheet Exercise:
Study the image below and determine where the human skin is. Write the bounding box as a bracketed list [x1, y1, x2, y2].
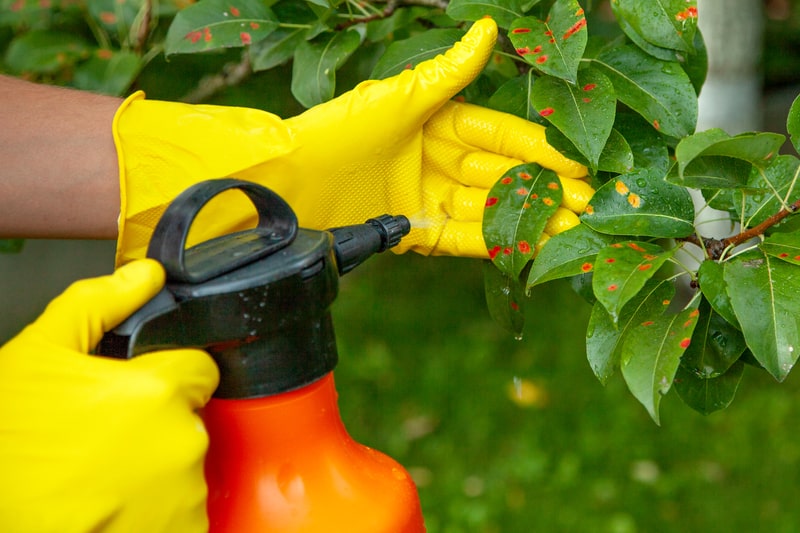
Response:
[0, 75, 121, 239]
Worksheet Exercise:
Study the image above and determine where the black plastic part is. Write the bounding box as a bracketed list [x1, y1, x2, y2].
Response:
[98, 179, 411, 399]
[147, 178, 298, 284]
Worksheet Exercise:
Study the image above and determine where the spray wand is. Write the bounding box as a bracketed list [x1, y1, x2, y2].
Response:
[99, 178, 425, 532]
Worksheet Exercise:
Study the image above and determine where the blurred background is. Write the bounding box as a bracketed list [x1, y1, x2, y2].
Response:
[4, 1, 800, 531]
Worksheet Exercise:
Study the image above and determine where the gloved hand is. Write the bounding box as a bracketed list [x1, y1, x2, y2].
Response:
[0, 260, 219, 533]
[113, 17, 590, 265]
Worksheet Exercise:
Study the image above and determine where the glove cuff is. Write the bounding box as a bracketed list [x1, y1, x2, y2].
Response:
[112, 93, 295, 266]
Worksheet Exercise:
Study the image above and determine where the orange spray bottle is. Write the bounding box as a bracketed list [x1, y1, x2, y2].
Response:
[99, 179, 425, 532]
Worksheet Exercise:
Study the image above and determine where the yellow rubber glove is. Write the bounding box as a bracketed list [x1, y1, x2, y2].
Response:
[0, 260, 219, 533]
[113, 18, 589, 265]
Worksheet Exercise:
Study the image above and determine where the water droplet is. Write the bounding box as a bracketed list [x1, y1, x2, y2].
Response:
[636, 178, 647, 187]
[514, 333, 524, 341]
[243, 313, 250, 320]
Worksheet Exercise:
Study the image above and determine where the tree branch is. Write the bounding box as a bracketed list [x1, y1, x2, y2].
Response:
[180, 52, 252, 104]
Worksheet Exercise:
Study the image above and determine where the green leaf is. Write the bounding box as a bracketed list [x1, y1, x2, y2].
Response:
[250, 1, 323, 72]
[165, 0, 279, 56]
[681, 299, 747, 379]
[487, 72, 540, 122]
[73, 49, 140, 96]
[291, 29, 361, 108]
[787, 92, 800, 155]
[0, 239, 24, 253]
[592, 241, 676, 323]
[532, 68, 615, 169]
[707, 155, 800, 228]
[674, 360, 744, 416]
[697, 259, 739, 328]
[483, 163, 562, 278]
[483, 261, 526, 335]
[544, 127, 634, 175]
[508, 0, 587, 83]
[581, 168, 695, 238]
[446, 0, 527, 28]
[592, 44, 697, 139]
[761, 231, 800, 265]
[621, 300, 701, 424]
[4, 30, 90, 74]
[725, 249, 800, 381]
[669, 129, 785, 189]
[88, 0, 141, 41]
[586, 278, 675, 385]
[614, 111, 671, 173]
[612, 0, 697, 53]
[370, 28, 464, 79]
[527, 224, 617, 287]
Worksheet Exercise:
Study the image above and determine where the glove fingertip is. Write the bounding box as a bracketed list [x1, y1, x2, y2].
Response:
[135, 348, 220, 406]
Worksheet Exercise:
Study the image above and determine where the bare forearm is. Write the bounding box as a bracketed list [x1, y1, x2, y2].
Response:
[0, 75, 121, 239]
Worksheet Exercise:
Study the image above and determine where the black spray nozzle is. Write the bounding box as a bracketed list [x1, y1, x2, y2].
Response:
[330, 214, 411, 275]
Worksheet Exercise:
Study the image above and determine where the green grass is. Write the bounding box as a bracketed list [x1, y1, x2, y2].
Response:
[332, 252, 800, 533]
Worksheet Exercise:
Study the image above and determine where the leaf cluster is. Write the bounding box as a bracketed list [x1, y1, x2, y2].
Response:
[478, 0, 800, 423]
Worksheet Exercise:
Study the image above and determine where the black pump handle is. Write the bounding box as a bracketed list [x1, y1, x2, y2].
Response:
[147, 179, 298, 283]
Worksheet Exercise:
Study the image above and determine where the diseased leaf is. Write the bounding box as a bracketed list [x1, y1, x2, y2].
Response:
[761, 231, 800, 265]
[586, 278, 676, 384]
[532, 68, 616, 169]
[509, 0, 587, 83]
[291, 29, 361, 108]
[725, 249, 800, 381]
[592, 241, 676, 323]
[612, 0, 698, 53]
[527, 224, 617, 287]
[165, 0, 279, 56]
[621, 299, 702, 425]
[483, 163, 562, 278]
[581, 168, 695, 238]
[593, 44, 697, 139]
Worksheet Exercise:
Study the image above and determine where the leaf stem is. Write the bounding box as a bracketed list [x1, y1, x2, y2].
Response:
[180, 51, 252, 104]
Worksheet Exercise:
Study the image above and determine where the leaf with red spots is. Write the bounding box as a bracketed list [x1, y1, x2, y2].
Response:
[508, 0, 587, 83]
[527, 224, 618, 287]
[370, 28, 465, 79]
[593, 241, 676, 324]
[667, 129, 785, 189]
[445, 0, 527, 29]
[483, 261, 526, 336]
[483, 163, 562, 279]
[620, 298, 701, 424]
[592, 45, 696, 139]
[761, 232, 800, 266]
[291, 29, 360, 107]
[611, 0, 697, 54]
[531, 68, 615, 170]
[724, 249, 800, 382]
[587, 279, 675, 385]
[165, 0, 278, 56]
[581, 168, 695, 238]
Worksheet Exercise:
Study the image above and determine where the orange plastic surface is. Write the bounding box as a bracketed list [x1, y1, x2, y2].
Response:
[203, 372, 426, 532]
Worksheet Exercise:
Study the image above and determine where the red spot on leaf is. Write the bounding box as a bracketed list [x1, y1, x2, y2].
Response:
[563, 18, 586, 40]
[540, 107, 554, 117]
[186, 30, 203, 44]
[583, 83, 596, 91]
[542, 197, 554, 206]
[519, 172, 532, 180]
[511, 301, 520, 311]
[537, 55, 549, 64]
[250, 22, 260, 30]
[240, 32, 252, 45]
[544, 30, 553, 36]
[504, 247, 513, 255]
[689, 309, 700, 318]
[680, 338, 691, 349]
[611, 243, 624, 248]
[488, 245, 502, 259]
[653, 119, 661, 131]
[628, 242, 646, 252]
[204, 27, 212, 42]
[549, 38, 555, 44]
[97, 49, 113, 60]
[662, 299, 671, 306]
[518, 241, 532, 254]
[230, 6, 241, 16]
[605, 258, 616, 263]
[512, 28, 531, 34]
[642, 321, 655, 327]
[582, 98, 592, 103]
[608, 284, 618, 291]
[533, 45, 542, 54]
[405, 63, 413, 70]
[11, 0, 24, 11]
[683, 318, 694, 328]
[516, 47, 531, 56]
[100, 11, 116, 24]
[516, 187, 528, 196]
[643, 254, 657, 260]
[547, 181, 559, 190]
[581, 262, 593, 272]
[501, 176, 513, 185]
[779, 252, 790, 258]
[485, 197, 498, 208]
[638, 264, 653, 271]
[795, 255, 800, 261]
[531, 193, 539, 200]
[576, 8, 584, 16]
